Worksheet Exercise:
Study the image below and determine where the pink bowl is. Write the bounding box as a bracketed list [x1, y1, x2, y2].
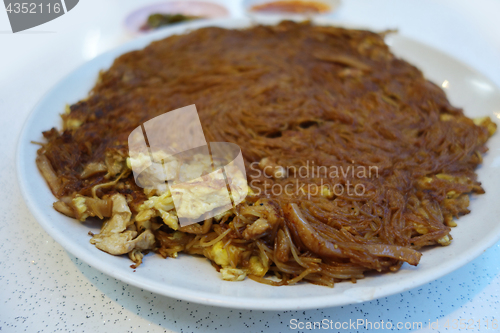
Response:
[125, 1, 229, 34]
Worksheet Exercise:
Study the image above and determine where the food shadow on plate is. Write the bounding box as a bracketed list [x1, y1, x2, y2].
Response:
[81, 216, 106, 232]
[65, 247, 499, 333]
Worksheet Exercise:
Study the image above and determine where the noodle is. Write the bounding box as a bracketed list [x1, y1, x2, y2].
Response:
[199, 228, 232, 247]
[36, 21, 496, 286]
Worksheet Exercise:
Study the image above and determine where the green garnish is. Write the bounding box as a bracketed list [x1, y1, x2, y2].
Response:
[144, 13, 199, 30]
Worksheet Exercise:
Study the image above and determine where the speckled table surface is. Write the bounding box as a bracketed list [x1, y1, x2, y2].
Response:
[1, 0, 499, 332]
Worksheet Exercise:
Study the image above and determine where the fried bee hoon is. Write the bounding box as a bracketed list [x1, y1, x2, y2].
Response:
[36, 21, 496, 286]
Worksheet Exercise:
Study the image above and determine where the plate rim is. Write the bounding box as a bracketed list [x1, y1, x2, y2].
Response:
[16, 17, 500, 310]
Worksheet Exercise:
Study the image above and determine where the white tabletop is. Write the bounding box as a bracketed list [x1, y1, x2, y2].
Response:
[1, 0, 499, 332]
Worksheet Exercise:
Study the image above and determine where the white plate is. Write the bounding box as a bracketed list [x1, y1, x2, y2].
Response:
[17, 18, 500, 310]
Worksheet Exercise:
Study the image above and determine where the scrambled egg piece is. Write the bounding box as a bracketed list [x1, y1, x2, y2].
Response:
[105, 149, 127, 178]
[321, 185, 334, 199]
[65, 118, 83, 130]
[220, 268, 247, 281]
[439, 114, 455, 122]
[132, 150, 248, 225]
[128, 151, 180, 183]
[170, 169, 232, 220]
[178, 153, 213, 182]
[208, 241, 240, 267]
[129, 151, 213, 186]
[73, 196, 89, 221]
[248, 256, 267, 277]
[473, 116, 497, 137]
[437, 235, 451, 246]
[206, 242, 268, 281]
[63, 105, 83, 130]
[219, 256, 268, 281]
[413, 222, 429, 235]
[139, 189, 179, 230]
